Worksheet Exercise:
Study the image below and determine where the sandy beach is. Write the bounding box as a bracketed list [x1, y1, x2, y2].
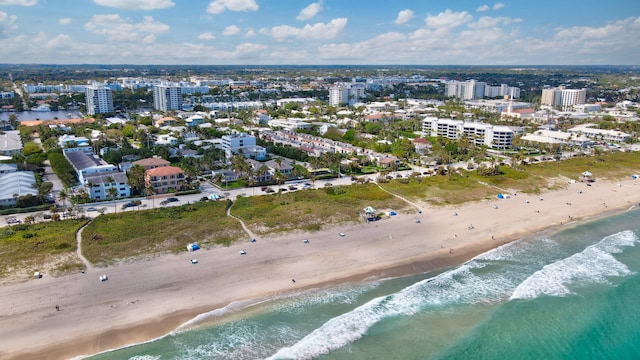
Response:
[1, 177, 639, 360]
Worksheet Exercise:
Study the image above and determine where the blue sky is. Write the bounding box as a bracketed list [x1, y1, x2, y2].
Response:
[0, 0, 638, 65]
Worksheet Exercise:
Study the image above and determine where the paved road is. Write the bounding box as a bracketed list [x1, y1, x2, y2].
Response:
[0, 169, 423, 227]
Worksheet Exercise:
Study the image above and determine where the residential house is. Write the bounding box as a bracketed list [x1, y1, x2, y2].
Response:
[133, 157, 170, 171]
[145, 166, 185, 194]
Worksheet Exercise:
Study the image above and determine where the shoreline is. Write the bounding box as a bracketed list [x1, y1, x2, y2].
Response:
[1, 177, 640, 360]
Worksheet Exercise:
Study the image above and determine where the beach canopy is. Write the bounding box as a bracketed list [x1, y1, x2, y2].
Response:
[389, 211, 397, 216]
[363, 206, 376, 213]
[187, 243, 200, 252]
[632, 174, 639, 179]
[497, 193, 504, 199]
[582, 171, 593, 177]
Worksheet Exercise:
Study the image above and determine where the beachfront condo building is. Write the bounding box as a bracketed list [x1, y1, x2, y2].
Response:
[422, 117, 514, 150]
[85, 83, 114, 115]
[153, 83, 182, 112]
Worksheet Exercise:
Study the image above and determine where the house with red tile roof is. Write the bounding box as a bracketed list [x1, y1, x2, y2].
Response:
[144, 166, 185, 194]
[133, 157, 170, 171]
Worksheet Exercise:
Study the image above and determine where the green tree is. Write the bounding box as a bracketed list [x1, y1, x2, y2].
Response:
[127, 165, 146, 195]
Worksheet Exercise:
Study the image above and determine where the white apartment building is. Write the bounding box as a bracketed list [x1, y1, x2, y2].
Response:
[422, 117, 513, 150]
[85, 83, 114, 115]
[541, 87, 586, 110]
[329, 82, 365, 106]
[567, 124, 631, 143]
[445, 80, 486, 100]
[83, 172, 131, 200]
[153, 83, 182, 112]
[221, 133, 267, 160]
[484, 84, 521, 99]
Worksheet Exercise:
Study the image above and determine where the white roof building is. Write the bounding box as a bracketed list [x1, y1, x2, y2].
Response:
[0, 171, 38, 207]
[0, 130, 22, 155]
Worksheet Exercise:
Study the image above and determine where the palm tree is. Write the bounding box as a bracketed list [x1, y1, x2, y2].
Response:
[107, 187, 118, 213]
[58, 188, 68, 209]
[145, 184, 155, 208]
[106, 176, 117, 212]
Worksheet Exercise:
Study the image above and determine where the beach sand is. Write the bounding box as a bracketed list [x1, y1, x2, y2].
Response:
[1, 177, 639, 360]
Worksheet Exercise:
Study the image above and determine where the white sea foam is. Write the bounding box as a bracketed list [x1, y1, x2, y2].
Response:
[510, 230, 637, 300]
[267, 258, 518, 360]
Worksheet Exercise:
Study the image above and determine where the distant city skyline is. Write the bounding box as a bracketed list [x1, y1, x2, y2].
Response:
[0, 0, 638, 65]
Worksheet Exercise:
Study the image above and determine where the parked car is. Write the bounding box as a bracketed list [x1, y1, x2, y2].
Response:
[86, 207, 97, 212]
[167, 197, 179, 202]
[99, 275, 108, 281]
[6, 217, 20, 224]
[190, 259, 198, 264]
[239, 250, 247, 255]
[339, 232, 346, 237]
[122, 201, 137, 209]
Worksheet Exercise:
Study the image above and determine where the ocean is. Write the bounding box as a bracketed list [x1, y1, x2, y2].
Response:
[86, 207, 640, 360]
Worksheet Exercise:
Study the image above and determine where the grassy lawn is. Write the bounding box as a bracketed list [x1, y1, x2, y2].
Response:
[231, 183, 409, 235]
[380, 152, 640, 206]
[5, 151, 639, 275]
[0, 219, 86, 277]
[81, 201, 245, 266]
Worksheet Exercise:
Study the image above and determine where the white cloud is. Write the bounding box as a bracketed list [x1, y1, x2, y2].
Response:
[0, 0, 37, 5]
[142, 34, 156, 44]
[206, 0, 258, 15]
[261, 18, 347, 41]
[84, 14, 169, 42]
[493, 2, 505, 10]
[93, 0, 174, 10]
[476, 5, 490, 12]
[394, 9, 413, 25]
[245, 28, 255, 37]
[58, 18, 72, 25]
[198, 32, 215, 40]
[0, 11, 18, 38]
[467, 16, 521, 29]
[297, 1, 323, 21]
[425, 10, 472, 30]
[223, 25, 240, 36]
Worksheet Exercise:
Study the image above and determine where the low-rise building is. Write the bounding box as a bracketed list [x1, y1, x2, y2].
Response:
[84, 172, 131, 200]
[0, 130, 22, 156]
[133, 157, 170, 171]
[0, 171, 38, 207]
[145, 166, 185, 194]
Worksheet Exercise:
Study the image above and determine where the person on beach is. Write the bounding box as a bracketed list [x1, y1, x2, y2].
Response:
[55, 305, 59, 311]
[291, 278, 296, 283]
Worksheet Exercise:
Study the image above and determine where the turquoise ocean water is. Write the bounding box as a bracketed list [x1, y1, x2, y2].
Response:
[87, 207, 640, 360]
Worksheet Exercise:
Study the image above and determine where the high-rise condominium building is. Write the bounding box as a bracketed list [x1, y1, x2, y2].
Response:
[541, 87, 586, 109]
[85, 84, 114, 115]
[328, 83, 365, 106]
[153, 83, 182, 112]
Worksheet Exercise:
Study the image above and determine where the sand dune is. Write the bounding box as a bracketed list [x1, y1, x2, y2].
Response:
[1, 177, 639, 360]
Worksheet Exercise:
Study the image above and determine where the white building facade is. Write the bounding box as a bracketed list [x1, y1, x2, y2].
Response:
[85, 84, 114, 115]
[153, 83, 182, 112]
[422, 117, 514, 150]
[329, 83, 365, 106]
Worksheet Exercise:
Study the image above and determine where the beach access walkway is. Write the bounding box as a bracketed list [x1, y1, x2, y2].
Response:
[75, 221, 94, 271]
[225, 200, 258, 241]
